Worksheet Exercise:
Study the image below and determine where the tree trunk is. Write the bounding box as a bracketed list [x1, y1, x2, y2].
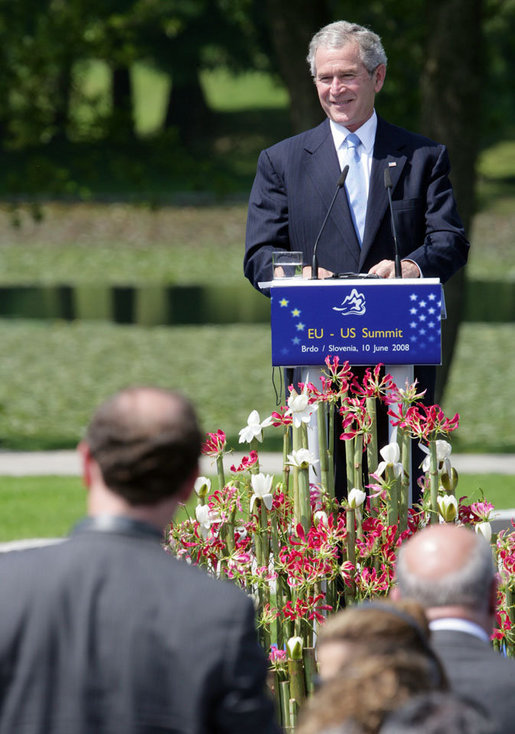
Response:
[163, 72, 211, 146]
[420, 0, 483, 402]
[264, 0, 331, 133]
[110, 65, 135, 141]
[51, 62, 72, 143]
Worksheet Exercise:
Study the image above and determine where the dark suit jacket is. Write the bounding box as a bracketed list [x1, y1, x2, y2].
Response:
[431, 628, 515, 732]
[0, 518, 280, 734]
[244, 117, 469, 290]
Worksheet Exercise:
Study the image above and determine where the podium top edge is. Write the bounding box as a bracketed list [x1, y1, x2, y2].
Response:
[259, 277, 442, 289]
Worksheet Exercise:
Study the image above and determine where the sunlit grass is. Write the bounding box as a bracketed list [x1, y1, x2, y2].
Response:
[0, 319, 512, 453]
[0, 473, 513, 543]
[71, 60, 287, 137]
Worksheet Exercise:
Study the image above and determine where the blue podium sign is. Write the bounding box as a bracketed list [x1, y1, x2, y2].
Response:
[267, 278, 444, 367]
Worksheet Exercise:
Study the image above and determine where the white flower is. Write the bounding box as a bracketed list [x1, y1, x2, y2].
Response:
[250, 473, 274, 512]
[194, 476, 211, 497]
[420, 440, 452, 474]
[286, 386, 317, 428]
[437, 494, 458, 522]
[313, 510, 329, 526]
[287, 636, 303, 660]
[348, 488, 366, 509]
[238, 410, 265, 444]
[286, 448, 319, 470]
[195, 505, 220, 537]
[475, 521, 492, 542]
[375, 441, 403, 478]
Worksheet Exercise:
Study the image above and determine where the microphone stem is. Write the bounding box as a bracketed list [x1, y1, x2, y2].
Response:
[386, 186, 402, 278]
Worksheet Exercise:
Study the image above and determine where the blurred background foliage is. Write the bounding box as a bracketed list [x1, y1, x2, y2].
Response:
[0, 0, 514, 454]
[0, 0, 512, 197]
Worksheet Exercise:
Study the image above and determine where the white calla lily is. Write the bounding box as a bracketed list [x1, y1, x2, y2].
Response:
[475, 521, 492, 542]
[250, 473, 274, 512]
[286, 386, 317, 428]
[287, 636, 303, 660]
[437, 494, 458, 522]
[420, 440, 453, 473]
[195, 505, 220, 537]
[194, 476, 211, 497]
[286, 448, 319, 470]
[313, 510, 329, 526]
[348, 488, 367, 509]
[238, 410, 265, 444]
[375, 441, 403, 478]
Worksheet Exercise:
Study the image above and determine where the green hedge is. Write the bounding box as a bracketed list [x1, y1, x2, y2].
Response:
[0, 280, 510, 324]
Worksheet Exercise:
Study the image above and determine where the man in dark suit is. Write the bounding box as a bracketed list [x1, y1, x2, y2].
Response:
[244, 21, 469, 498]
[394, 524, 515, 733]
[244, 19, 469, 290]
[0, 387, 280, 734]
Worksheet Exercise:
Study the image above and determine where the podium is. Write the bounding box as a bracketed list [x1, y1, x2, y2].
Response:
[264, 277, 444, 370]
[260, 277, 446, 502]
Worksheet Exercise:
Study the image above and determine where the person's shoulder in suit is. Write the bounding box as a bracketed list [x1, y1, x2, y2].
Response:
[376, 115, 444, 153]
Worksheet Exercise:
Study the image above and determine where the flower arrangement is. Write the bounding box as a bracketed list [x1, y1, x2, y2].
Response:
[166, 357, 515, 730]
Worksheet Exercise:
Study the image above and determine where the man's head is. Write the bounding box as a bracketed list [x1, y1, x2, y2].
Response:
[395, 524, 496, 625]
[81, 386, 202, 507]
[307, 21, 387, 131]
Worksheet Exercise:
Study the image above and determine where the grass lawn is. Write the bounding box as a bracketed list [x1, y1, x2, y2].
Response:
[0, 319, 513, 453]
[0, 477, 84, 541]
[0, 473, 513, 543]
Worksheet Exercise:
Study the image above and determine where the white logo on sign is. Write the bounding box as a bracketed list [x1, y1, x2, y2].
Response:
[332, 288, 366, 316]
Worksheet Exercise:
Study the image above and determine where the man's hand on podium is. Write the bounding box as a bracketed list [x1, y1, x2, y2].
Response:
[368, 259, 421, 279]
[302, 265, 334, 279]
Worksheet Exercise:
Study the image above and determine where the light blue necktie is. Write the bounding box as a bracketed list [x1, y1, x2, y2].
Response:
[343, 132, 367, 245]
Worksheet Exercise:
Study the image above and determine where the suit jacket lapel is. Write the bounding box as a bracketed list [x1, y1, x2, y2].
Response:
[303, 121, 361, 270]
[360, 117, 407, 269]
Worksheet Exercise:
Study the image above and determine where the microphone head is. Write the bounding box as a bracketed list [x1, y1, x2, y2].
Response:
[338, 165, 349, 187]
[383, 166, 393, 189]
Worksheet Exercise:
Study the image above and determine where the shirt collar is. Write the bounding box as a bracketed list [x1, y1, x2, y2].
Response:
[329, 110, 377, 154]
[429, 617, 491, 644]
[72, 515, 164, 542]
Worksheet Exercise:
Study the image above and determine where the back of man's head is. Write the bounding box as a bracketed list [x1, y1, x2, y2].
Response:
[395, 524, 495, 614]
[84, 386, 202, 506]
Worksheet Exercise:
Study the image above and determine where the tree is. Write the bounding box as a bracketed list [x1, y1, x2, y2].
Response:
[263, 0, 331, 132]
[420, 0, 483, 401]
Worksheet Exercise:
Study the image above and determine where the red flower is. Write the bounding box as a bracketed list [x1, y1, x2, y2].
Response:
[202, 429, 226, 457]
[230, 450, 259, 473]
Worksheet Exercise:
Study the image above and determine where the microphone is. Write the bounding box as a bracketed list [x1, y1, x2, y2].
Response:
[383, 166, 402, 278]
[311, 165, 349, 279]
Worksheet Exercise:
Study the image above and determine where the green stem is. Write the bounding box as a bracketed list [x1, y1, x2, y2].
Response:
[429, 440, 439, 524]
[216, 454, 225, 491]
[298, 466, 311, 533]
[282, 427, 291, 496]
[366, 396, 378, 489]
[345, 436, 354, 496]
[346, 508, 356, 601]
[506, 585, 515, 658]
[353, 434, 363, 491]
[328, 405, 335, 496]
[399, 427, 411, 531]
[386, 464, 399, 528]
[317, 401, 330, 496]
[292, 426, 301, 526]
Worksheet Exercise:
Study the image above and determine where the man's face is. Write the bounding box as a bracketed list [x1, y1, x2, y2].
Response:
[314, 42, 385, 131]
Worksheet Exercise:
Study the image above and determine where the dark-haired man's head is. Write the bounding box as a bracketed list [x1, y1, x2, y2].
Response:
[80, 387, 201, 522]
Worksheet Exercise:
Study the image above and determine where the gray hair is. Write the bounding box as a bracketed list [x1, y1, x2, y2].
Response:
[307, 21, 388, 78]
[395, 531, 495, 612]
